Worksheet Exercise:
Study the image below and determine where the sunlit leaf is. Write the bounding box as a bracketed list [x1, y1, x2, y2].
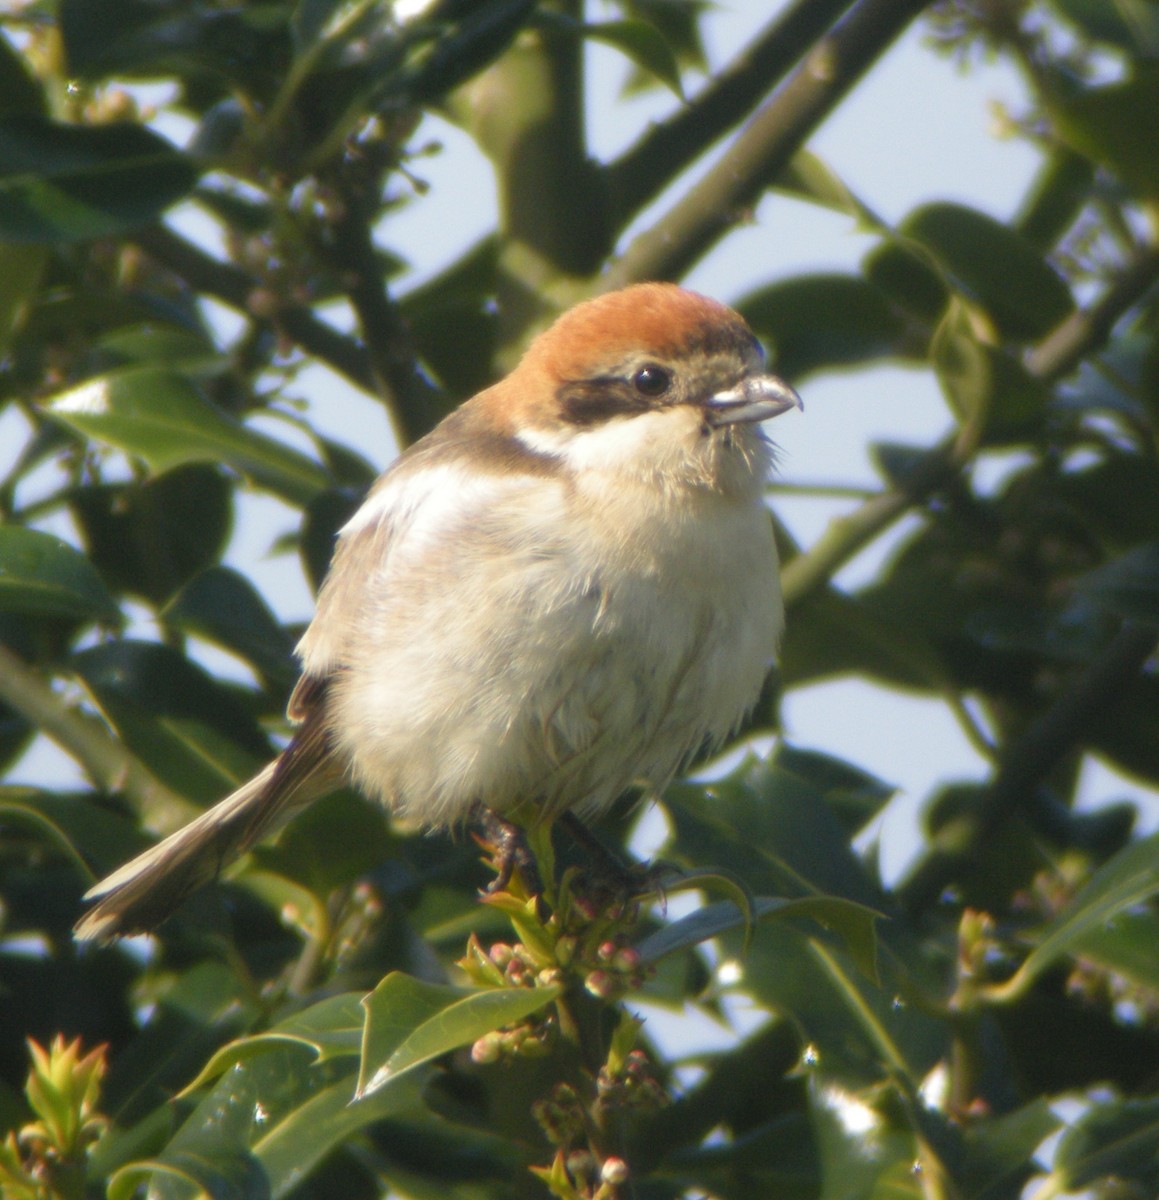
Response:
[358, 973, 562, 1096]
[44, 366, 331, 504]
[996, 831, 1159, 998]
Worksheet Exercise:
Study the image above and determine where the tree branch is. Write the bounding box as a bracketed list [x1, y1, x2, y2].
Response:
[603, 0, 931, 290]
[606, 0, 856, 228]
[0, 645, 197, 838]
[1024, 243, 1159, 380]
[132, 224, 378, 397]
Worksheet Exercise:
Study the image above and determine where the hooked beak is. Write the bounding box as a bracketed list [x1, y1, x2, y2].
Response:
[705, 374, 803, 427]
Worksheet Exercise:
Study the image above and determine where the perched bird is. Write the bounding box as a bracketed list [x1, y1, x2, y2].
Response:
[75, 282, 801, 942]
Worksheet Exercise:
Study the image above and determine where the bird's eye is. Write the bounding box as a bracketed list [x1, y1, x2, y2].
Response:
[632, 365, 672, 397]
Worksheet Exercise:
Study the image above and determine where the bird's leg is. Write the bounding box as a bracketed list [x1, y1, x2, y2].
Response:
[559, 812, 671, 905]
[474, 807, 544, 898]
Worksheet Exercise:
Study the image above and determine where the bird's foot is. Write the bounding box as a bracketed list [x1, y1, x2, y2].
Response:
[474, 808, 545, 900]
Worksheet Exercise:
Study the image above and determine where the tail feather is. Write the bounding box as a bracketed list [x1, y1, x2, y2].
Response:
[75, 759, 329, 942]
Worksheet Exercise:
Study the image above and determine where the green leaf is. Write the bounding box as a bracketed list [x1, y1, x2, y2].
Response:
[862, 240, 948, 322]
[780, 584, 945, 693]
[0, 33, 47, 117]
[1053, 1095, 1159, 1192]
[1049, 0, 1159, 52]
[1055, 67, 1159, 200]
[72, 640, 270, 804]
[0, 243, 48, 355]
[0, 799, 93, 879]
[110, 1044, 422, 1200]
[1072, 543, 1159, 626]
[1069, 906, 1159, 994]
[70, 464, 232, 607]
[581, 19, 685, 99]
[741, 274, 919, 380]
[358, 973, 562, 1096]
[809, 1075, 926, 1200]
[43, 366, 331, 504]
[637, 895, 881, 984]
[772, 744, 897, 835]
[958, 1099, 1061, 1198]
[60, 0, 291, 83]
[180, 992, 365, 1095]
[931, 297, 1051, 439]
[0, 115, 196, 243]
[776, 150, 886, 227]
[995, 831, 1159, 999]
[0, 527, 119, 622]
[1015, 147, 1096, 251]
[901, 201, 1074, 340]
[94, 326, 227, 376]
[164, 567, 298, 685]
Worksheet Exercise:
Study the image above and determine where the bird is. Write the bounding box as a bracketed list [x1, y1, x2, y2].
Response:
[74, 282, 802, 942]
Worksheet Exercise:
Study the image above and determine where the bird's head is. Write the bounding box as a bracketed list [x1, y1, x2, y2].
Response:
[484, 283, 802, 496]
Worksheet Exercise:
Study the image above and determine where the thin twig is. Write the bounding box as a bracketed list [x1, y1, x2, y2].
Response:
[132, 224, 378, 396]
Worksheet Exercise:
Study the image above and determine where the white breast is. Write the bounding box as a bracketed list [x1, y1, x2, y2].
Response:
[322, 437, 781, 828]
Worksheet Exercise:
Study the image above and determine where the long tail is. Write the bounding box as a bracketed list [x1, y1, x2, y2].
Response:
[75, 754, 333, 943]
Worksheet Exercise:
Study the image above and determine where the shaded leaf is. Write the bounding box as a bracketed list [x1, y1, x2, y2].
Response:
[636, 894, 881, 984]
[741, 274, 918, 380]
[901, 202, 1073, 340]
[1049, 0, 1159, 52]
[0, 527, 119, 622]
[61, 0, 291, 84]
[0, 115, 195, 242]
[164, 566, 297, 685]
[1055, 67, 1159, 200]
[581, 19, 685, 99]
[773, 743, 897, 835]
[70, 464, 232, 606]
[1054, 1095, 1159, 1192]
[110, 1044, 421, 1200]
[1070, 906, 1159, 995]
[1072, 543, 1159, 626]
[863, 239, 948, 322]
[72, 640, 270, 804]
[931, 297, 1051, 439]
[0, 243, 48, 355]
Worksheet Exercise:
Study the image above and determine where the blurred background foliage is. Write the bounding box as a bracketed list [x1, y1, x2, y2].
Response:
[0, 0, 1158, 1197]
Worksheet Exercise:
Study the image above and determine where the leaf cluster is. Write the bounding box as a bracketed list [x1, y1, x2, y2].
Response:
[1, 1, 1158, 1198]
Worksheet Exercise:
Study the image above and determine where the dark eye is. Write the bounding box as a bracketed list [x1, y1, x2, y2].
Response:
[632, 365, 672, 396]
